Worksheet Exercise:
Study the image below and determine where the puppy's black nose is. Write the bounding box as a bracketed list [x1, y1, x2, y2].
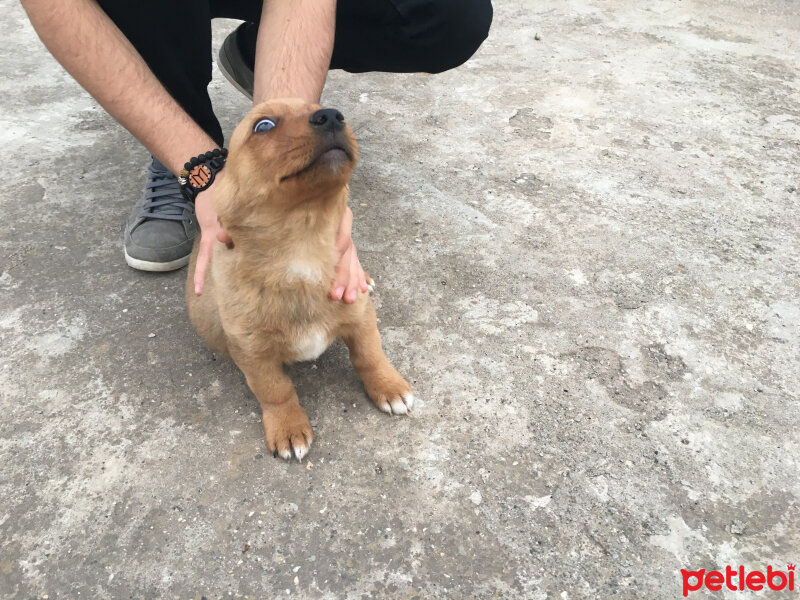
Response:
[309, 108, 345, 133]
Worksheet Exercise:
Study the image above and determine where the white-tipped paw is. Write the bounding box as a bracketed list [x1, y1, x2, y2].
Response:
[290, 434, 310, 461]
[273, 434, 312, 462]
[366, 276, 376, 293]
[375, 392, 414, 415]
[263, 404, 314, 462]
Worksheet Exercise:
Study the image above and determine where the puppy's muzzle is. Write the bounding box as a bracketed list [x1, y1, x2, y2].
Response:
[309, 108, 345, 133]
[280, 108, 354, 181]
[309, 108, 350, 162]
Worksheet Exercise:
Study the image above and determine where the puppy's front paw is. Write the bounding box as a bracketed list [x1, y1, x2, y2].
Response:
[365, 372, 414, 416]
[262, 403, 314, 461]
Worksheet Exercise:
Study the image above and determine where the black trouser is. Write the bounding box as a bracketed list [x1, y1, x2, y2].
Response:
[97, 0, 493, 147]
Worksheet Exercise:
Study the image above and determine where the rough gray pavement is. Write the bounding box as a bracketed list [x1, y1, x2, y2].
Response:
[2, 1, 799, 598]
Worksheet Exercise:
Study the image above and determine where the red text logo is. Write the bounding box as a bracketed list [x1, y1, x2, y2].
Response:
[681, 564, 795, 596]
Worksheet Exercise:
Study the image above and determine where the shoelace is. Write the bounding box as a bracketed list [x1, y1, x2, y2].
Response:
[139, 162, 193, 223]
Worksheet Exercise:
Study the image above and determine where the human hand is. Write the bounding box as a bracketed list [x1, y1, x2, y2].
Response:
[192, 172, 232, 295]
[330, 206, 368, 304]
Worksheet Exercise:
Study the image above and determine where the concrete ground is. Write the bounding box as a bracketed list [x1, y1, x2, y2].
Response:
[1, 0, 799, 598]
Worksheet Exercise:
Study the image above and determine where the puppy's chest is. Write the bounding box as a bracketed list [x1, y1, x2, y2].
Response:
[290, 327, 331, 361]
[284, 259, 325, 285]
[269, 290, 335, 363]
[244, 303, 333, 362]
[254, 295, 333, 361]
[230, 258, 338, 361]
[281, 258, 335, 361]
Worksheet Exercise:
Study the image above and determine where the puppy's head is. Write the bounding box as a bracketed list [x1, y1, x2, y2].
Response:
[219, 99, 358, 222]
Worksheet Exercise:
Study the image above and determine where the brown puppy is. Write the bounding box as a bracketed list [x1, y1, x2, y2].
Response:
[185, 99, 414, 460]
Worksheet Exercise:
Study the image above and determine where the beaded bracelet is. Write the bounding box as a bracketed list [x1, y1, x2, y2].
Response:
[178, 148, 228, 202]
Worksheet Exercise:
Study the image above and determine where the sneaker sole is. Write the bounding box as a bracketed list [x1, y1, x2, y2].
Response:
[124, 249, 190, 272]
[218, 43, 254, 101]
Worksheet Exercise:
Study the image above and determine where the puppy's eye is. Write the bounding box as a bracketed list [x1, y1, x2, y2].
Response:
[253, 118, 277, 134]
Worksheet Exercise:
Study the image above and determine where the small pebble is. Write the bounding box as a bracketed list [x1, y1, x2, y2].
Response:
[730, 520, 747, 535]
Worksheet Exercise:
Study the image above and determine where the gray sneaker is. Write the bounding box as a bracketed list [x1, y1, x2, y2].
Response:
[218, 23, 255, 100]
[124, 157, 198, 272]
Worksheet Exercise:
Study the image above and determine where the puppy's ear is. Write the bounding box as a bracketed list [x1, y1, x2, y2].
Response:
[217, 220, 235, 250]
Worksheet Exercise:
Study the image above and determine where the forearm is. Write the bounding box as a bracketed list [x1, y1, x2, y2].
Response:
[21, 0, 217, 175]
[253, 0, 336, 104]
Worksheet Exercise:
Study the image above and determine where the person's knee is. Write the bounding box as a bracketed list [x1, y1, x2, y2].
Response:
[414, 0, 493, 73]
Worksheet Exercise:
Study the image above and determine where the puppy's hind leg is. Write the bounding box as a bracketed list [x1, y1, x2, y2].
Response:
[232, 352, 313, 460]
[342, 301, 414, 416]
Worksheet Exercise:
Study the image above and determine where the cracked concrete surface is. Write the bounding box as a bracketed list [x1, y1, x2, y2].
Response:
[1, 0, 799, 598]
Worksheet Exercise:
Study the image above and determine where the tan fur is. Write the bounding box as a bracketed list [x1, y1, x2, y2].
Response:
[186, 99, 413, 460]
